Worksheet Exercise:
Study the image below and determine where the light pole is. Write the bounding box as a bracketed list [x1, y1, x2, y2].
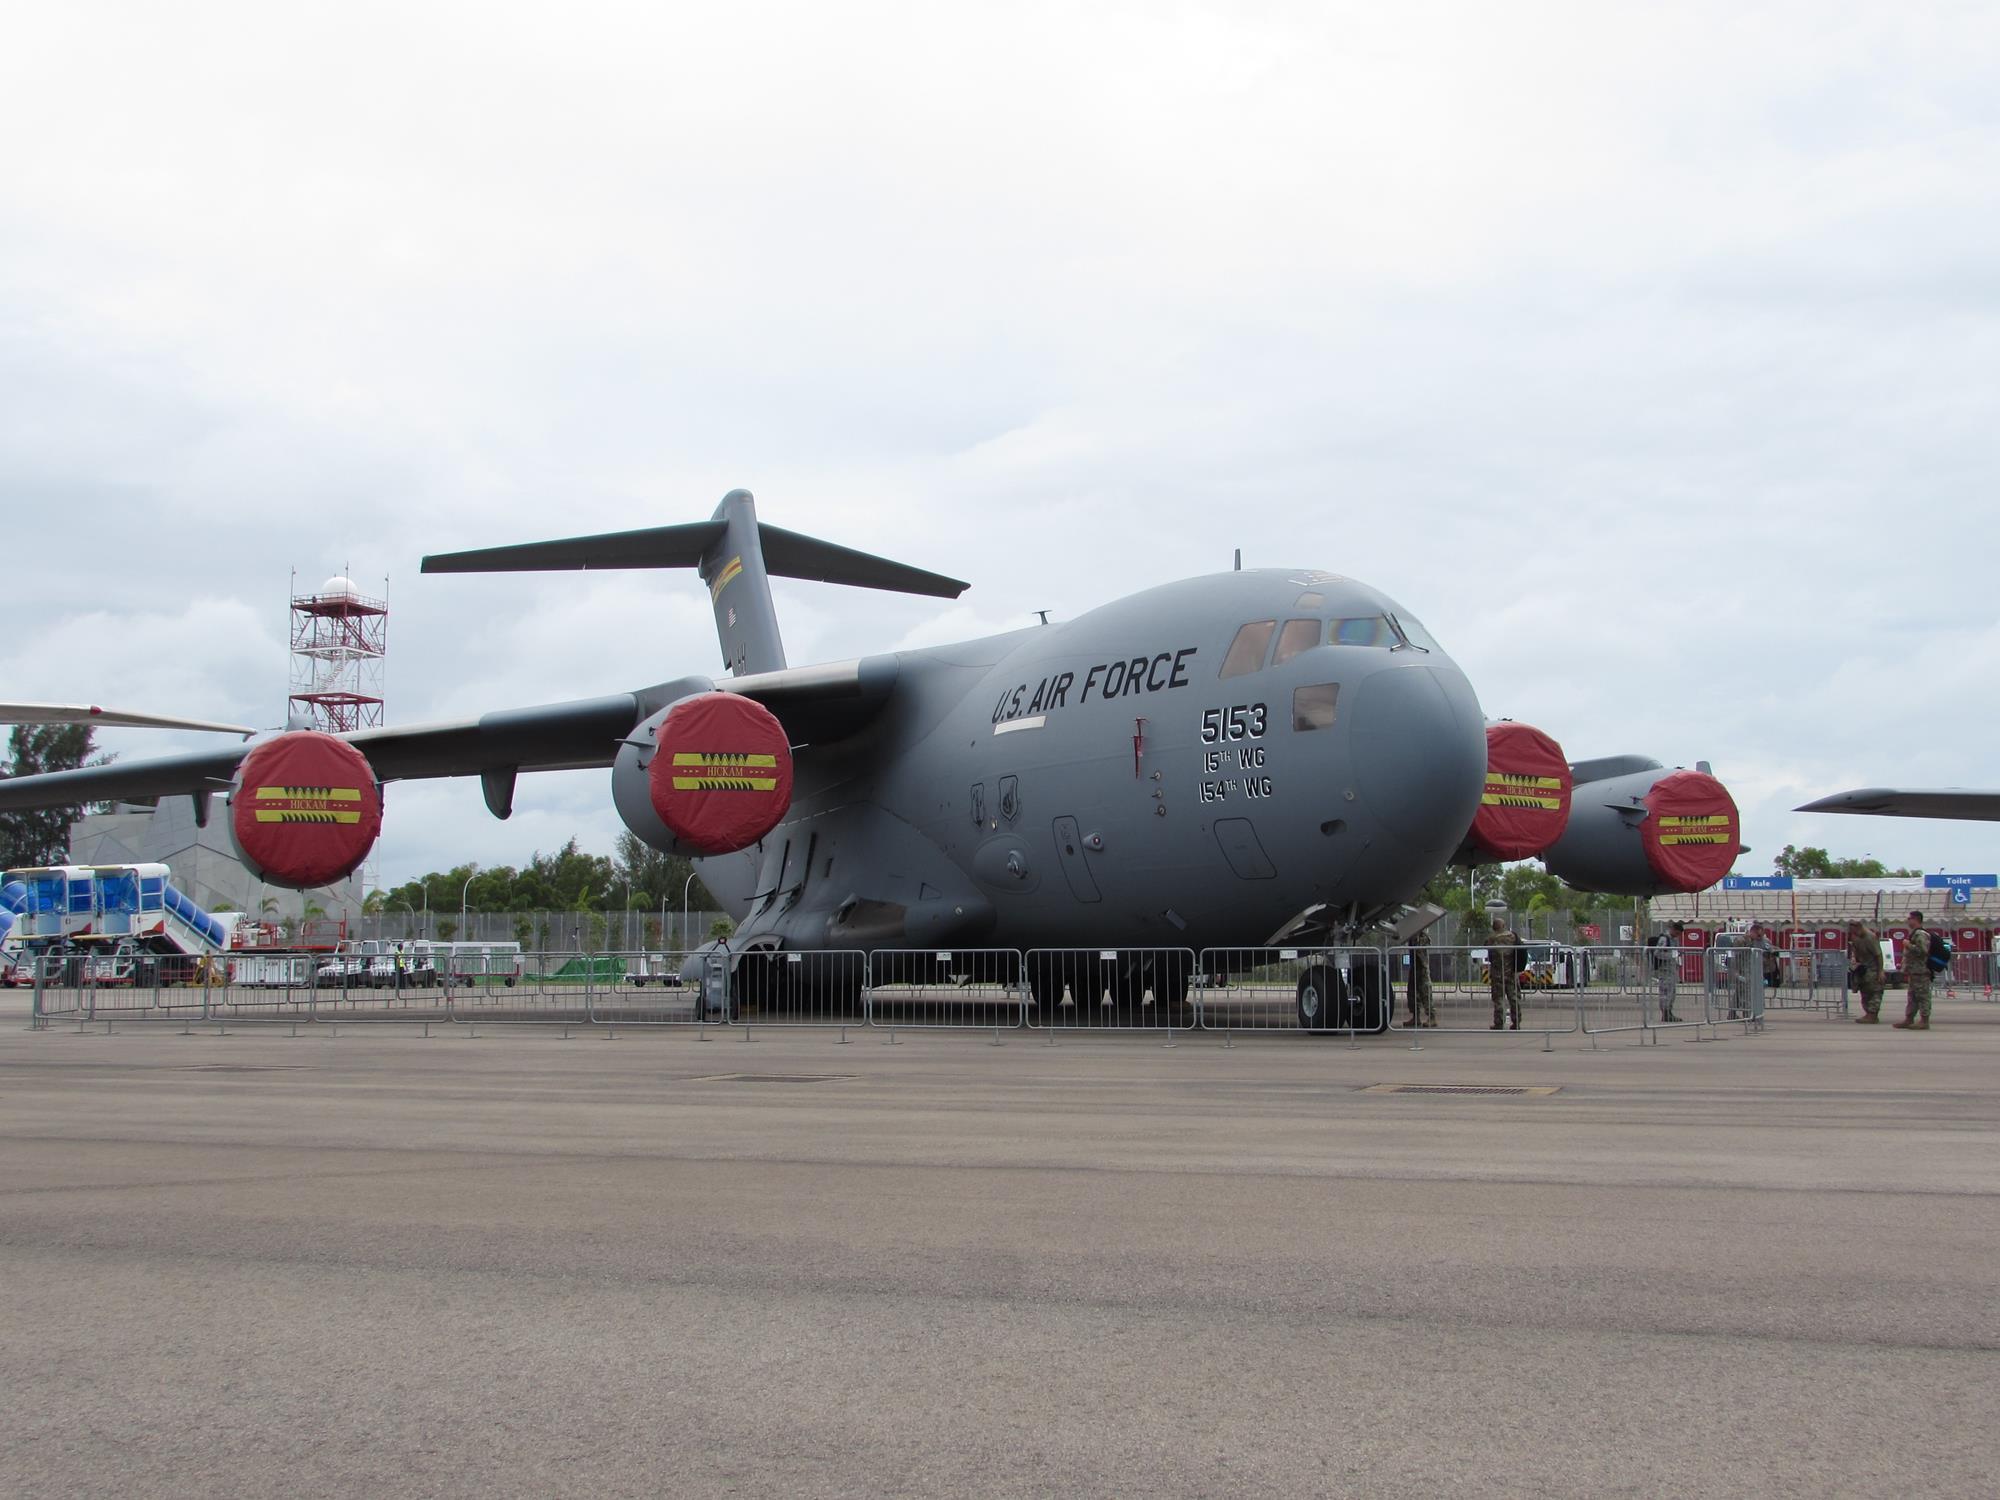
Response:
[460, 873, 475, 942]
[616, 876, 630, 952]
[683, 871, 696, 953]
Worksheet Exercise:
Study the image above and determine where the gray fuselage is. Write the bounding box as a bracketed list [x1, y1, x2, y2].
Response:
[708, 569, 1486, 955]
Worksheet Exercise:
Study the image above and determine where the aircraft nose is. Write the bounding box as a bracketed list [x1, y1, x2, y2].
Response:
[1348, 662, 1486, 855]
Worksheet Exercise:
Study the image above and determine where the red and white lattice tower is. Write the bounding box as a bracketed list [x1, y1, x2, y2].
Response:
[288, 570, 388, 733]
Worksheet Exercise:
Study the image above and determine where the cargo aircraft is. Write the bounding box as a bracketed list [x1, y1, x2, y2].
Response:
[0, 491, 1745, 1029]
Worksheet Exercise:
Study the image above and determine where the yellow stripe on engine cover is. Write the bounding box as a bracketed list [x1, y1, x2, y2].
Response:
[671, 776, 779, 792]
[255, 786, 362, 801]
[670, 752, 779, 768]
[253, 810, 363, 824]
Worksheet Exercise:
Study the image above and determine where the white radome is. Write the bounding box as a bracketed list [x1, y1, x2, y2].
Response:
[320, 575, 361, 599]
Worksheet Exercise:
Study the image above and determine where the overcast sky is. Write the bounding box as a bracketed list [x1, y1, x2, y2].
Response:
[3, 1, 1997, 890]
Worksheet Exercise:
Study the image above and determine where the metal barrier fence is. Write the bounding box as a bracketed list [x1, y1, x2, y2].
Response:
[1939, 951, 1999, 1000]
[720, 948, 868, 1029]
[443, 950, 593, 1027]
[1573, 946, 1708, 1042]
[866, 949, 1025, 1032]
[1024, 948, 1197, 1032]
[1194, 947, 1386, 1037]
[1566, 946, 1769, 1044]
[1383, 944, 1581, 1048]
[584, 950, 704, 1027]
[22, 941, 1795, 1042]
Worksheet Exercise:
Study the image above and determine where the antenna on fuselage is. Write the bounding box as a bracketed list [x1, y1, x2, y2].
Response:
[1035, 610, 1051, 625]
[1233, 548, 1241, 571]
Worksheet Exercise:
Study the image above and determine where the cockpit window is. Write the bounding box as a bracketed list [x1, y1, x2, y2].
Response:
[1392, 614, 1439, 652]
[1220, 620, 1275, 678]
[1272, 618, 1320, 667]
[1294, 683, 1339, 731]
[1293, 591, 1324, 610]
[1329, 616, 1398, 648]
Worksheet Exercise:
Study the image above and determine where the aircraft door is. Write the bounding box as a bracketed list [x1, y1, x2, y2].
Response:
[1051, 816, 1101, 903]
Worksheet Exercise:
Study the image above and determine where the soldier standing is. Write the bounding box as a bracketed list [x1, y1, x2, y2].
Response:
[1895, 909, 1933, 1030]
[1488, 914, 1522, 1030]
[1650, 922, 1685, 1022]
[1848, 919, 1885, 1023]
[1407, 927, 1435, 1028]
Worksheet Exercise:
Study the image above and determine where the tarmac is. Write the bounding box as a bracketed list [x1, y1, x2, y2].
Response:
[3, 991, 1997, 1498]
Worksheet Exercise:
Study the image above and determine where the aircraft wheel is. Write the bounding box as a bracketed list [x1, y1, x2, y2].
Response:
[1348, 953, 1390, 1034]
[1296, 964, 1350, 1033]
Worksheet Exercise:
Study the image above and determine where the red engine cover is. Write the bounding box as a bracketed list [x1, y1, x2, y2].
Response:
[230, 731, 383, 888]
[1467, 722, 1573, 861]
[646, 693, 794, 854]
[1641, 769, 1741, 893]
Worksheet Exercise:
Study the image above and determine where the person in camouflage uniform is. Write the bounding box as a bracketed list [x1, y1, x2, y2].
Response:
[1650, 921, 1686, 1023]
[1488, 914, 1522, 1030]
[1894, 909, 1933, 1030]
[1406, 927, 1435, 1027]
[1847, 919, 1885, 1023]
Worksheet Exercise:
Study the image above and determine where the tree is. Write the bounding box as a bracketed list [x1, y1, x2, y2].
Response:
[1773, 845, 1919, 880]
[0, 723, 103, 869]
[613, 830, 717, 915]
[1421, 860, 1610, 926]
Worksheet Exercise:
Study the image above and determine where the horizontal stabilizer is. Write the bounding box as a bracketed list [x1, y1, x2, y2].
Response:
[423, 517, 968, 599]
[757, 523, 968, 598]
[421, 521, 726, 576]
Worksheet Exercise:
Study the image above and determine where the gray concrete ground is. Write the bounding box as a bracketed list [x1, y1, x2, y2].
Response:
[3, 991, 1997, 1498]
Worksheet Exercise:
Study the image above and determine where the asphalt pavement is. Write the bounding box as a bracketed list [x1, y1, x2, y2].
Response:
[3, 992, 1997, 1498]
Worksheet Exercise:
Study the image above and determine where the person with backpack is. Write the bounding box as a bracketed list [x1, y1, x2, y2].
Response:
[1895, 909, 1935, 1030]
[1488, 914, 1523, 1030]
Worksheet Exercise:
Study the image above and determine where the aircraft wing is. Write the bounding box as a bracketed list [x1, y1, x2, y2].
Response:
[0, 701, 255, 735]
[0, 660, 896, 812]
[1796, 787, 2000, 822]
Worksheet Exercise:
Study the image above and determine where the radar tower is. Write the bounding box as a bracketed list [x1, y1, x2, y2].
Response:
[288, 570, 388, 733]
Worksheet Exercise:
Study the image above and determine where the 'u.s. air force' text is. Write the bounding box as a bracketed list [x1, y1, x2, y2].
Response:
[992, 647, 1198, 725]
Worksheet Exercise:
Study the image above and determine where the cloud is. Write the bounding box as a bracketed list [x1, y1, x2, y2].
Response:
[3, 1, 1998, 884]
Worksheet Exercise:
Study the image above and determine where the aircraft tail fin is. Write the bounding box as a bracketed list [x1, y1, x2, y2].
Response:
[421, 489, 968, 678]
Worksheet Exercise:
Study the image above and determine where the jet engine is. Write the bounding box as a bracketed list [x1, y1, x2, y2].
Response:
[1463, 721, 1573, 862]
[611, 691, 795, 856]
[226, 730, 384, 890]
[1541, 756, 1741, 897]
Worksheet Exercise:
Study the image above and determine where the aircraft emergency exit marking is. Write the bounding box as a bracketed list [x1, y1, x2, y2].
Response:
[991, 647, 1197, 726]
